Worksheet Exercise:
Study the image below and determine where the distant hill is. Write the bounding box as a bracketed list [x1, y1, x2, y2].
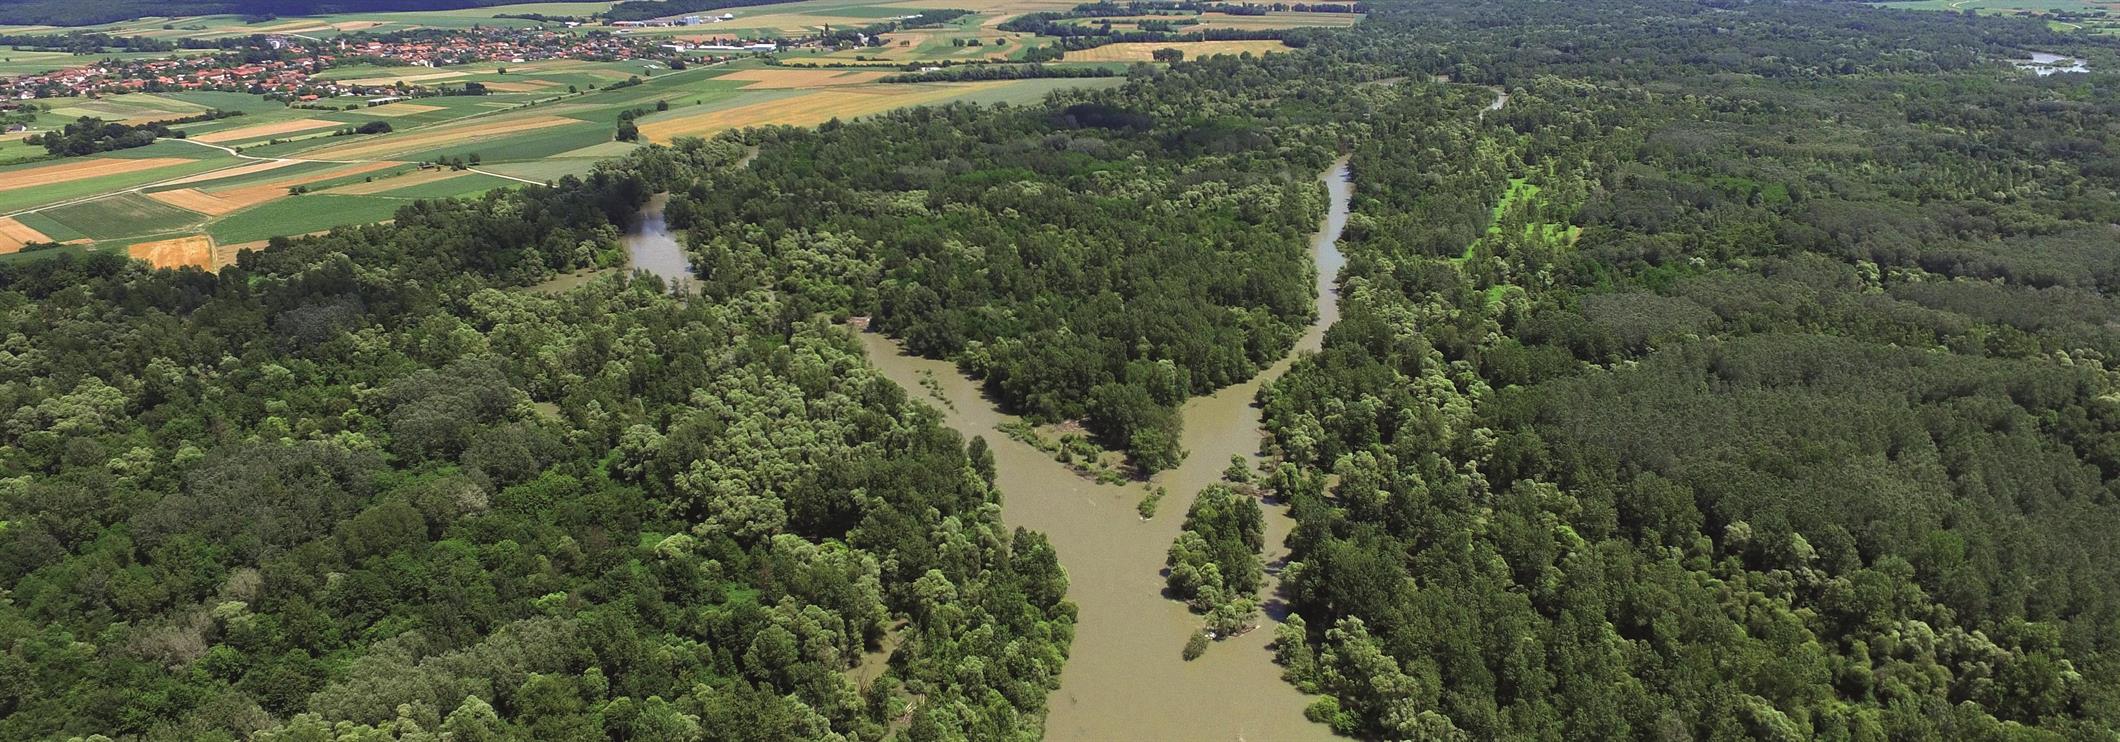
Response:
[0, 0, 556, 26]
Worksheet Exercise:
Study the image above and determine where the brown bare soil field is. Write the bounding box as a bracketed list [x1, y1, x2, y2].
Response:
[0, 157, 193, 193]
[295, 115, 575, 160]
[639, 83, 1005, 141]
[0, 216, 52, 253]
[328, 167, 468, 195]
[193, 118, 344, 143]
[128, 235, 214, 270]
[334, 21, 384, 31]
[161, 159, 300, 186]
[717, 69, 891, 89]
[214, 238, 269, 268]
[204, 161, 403, 208]
[362, 103, 445, 117]
[145, 188, 242, 216]
[1061, 39, 1290, 62]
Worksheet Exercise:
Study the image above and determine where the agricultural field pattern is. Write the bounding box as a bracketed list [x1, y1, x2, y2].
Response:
[0, 0, 1353, 265]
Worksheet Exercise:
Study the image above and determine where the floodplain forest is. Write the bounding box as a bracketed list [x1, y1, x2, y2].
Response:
[4, 0, 2120, 739]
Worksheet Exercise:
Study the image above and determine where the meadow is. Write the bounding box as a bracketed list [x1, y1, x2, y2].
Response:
[1875, 0, 2120, 32]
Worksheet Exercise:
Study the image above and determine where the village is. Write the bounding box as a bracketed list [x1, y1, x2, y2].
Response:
[0, 25, 744, 105]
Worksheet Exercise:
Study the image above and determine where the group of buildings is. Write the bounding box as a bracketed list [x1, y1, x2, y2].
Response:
[0, 27, 674, 103]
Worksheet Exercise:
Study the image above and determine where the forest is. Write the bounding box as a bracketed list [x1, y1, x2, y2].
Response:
[29, 117, 180, 157]
[9, 0, 2120, 738]
[658, 69, 1344, 471]
[1253, 0, 2120, 738]
[0, 154, 1072, 739]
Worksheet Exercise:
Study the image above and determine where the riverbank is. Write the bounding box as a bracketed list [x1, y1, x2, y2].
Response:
[526, 192, 694, 294]
[856, 158, 1352, 741]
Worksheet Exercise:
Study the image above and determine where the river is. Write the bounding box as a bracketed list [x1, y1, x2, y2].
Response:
[2014, 51, 2090, 76]
[527, 193, 694, 294]
[857, 159, 1352, 741]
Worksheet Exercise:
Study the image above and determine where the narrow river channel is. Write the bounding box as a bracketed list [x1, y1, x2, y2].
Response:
[858, 159, 1352, 741]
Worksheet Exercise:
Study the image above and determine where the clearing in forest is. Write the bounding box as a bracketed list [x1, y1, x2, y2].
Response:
[0, 157, 195, 193]
[1062, 40, 1291, 62]
[127, 235, 214, 270]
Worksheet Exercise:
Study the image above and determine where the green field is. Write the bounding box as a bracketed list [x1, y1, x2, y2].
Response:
[39, 192, 203, 241]
[0, 141, 237, 214]
[1876, 0, 2120, 32]
[0, 0, 1254, 258]
[378, 171, 516, 199]
[206, 194, 404, 243]
[0, 49, 209, 77]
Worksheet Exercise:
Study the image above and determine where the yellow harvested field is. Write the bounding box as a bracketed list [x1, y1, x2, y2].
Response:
[879, 0, 1076, 12]
[362, 103, 445, 117]
[1065, 12, 1361, 31]
[481, 79, 558, 92]
[693, 12, 874, 33]
[295, 115, 576, 160]
[193, 118, 343, 143]
[0, 216, 52, 253]
[1193, 12, 1362, 29]
[884, 31, 934, 48]
[328, 167, 469, 195]
[152, 161, 403, 215]
[205, 161, 404, 208]
[0, 157, 193, 193]
[128, 235, 214, 270]
[340, 70, 468, 86]
[1061, 40, 1291, 62]
[146, 187, 244, 216]
[161, 159, 300, 186]
[334, 21, 384, 31]
[717, 69, 891, 89]
[639, 83, 1008, 141]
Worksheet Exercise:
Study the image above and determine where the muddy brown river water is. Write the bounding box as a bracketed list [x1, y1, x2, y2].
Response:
[858, 159, 1352, 741]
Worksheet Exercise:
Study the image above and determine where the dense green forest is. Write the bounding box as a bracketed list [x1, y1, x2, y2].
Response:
[0, 156, 1072, 739]
[1255, 0, 2120, 737]
[660, 72, 1344, 471]
[11, 0, 2120, 738]
[29, 117, 178, 157]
